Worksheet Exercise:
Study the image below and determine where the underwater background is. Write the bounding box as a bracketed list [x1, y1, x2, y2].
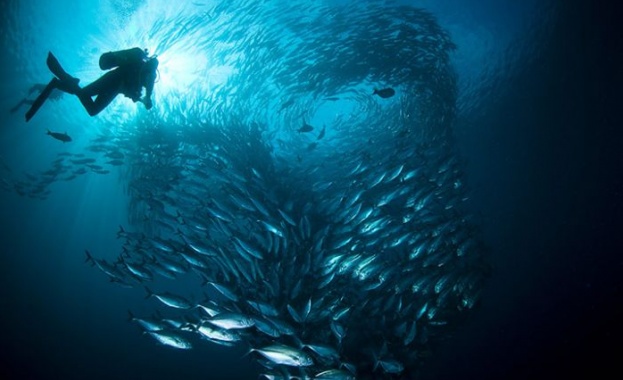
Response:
[1, 0, 621, 379]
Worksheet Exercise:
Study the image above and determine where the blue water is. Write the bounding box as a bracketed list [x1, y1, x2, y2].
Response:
[1, 0, 621, 379]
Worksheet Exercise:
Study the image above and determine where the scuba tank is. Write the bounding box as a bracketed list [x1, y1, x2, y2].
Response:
[99, 47, 147, 70]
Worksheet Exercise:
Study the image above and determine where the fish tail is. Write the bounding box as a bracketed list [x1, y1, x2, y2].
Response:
[240, 348, 254, 360]
[292, 335, 304, 348]
[144, 286, 154, 299]
[372, 352, 380, 371]
[84, 249, 94, 265]
[201, 291, 211, 302]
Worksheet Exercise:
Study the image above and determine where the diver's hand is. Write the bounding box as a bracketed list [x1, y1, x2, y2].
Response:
[141, 97, 153, 110]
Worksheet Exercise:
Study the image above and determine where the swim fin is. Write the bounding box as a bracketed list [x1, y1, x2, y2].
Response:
[25, 79, 56, 122]
[46, 52, 80, 93]
[47, 52, 69, 80]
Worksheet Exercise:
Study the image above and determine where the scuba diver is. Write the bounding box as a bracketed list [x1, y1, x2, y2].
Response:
[26, 47, 159, 122]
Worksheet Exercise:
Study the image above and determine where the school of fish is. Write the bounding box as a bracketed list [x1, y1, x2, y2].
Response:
[5, 1, 490, 379]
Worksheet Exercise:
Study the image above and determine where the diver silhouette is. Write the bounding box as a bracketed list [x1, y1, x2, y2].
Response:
[10, 83, 63, 114]
[26, 47, 159, 122]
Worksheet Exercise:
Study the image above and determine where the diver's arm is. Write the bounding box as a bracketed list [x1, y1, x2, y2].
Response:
[140, 96, 153, 110]
[141, 73, 155, 110]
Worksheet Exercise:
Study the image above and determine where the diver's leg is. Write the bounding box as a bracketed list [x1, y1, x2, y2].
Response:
[80, 71, 119, 97]
[78, 89, 118, 116]
[12, 84, 51, 113]
[76, 71, 121, 116]
[9, 99, 27, 113]
[52, 78, 82, 95]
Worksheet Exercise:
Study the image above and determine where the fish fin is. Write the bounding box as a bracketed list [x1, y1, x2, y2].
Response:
[287, 304, 302, 324]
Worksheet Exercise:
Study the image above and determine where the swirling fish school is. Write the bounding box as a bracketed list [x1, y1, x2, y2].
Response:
[83, 1, 488, 379]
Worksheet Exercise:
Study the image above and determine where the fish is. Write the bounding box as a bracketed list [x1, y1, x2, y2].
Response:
[207, 313, 255, 330]
[46, 129, 71, 142]
[247, 300, 280, 317]
[277, 209, 297, 227]
[196, 323, 241, 342]
[303, 343, 340, 362]
[205, 281, 239, 302]
[250, 344, 314, 367]
[233, 237, 264, 260]
[377, 359, 404, 374]
[259, 220, 284, 238]
[127, 310, 167, 331]
[298, 122, 314, 133]
[253, 318, 281, 338]
[105, 151, 125, 159]
[317, 125, 326, 140]
[146, 330, 192, 349]
[314, 369, 355, 380]
[123, 260, 153, 281]
[71, 158, 96, 165]
[144, 287, 193, 309]
[278, 98, 295, 113]
[372, 87, 395, 98]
